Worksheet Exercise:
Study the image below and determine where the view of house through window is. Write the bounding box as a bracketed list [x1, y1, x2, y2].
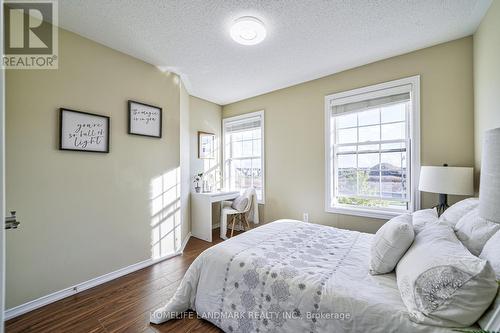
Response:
[223, 111, 264, 202]
[326, 77, 420, 217]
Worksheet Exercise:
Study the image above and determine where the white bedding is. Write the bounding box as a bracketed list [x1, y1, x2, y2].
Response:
[151, 220, 460, 332]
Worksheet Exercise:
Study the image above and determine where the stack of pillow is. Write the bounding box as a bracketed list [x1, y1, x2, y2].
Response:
[370, 198, 499, 330]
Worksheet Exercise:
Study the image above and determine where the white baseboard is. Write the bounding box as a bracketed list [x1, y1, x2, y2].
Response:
[180, 232, 192, 252]
[5, 232, 192, 321]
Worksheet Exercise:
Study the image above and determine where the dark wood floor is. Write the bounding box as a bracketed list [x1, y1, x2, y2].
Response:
[5, 229, 237, 333]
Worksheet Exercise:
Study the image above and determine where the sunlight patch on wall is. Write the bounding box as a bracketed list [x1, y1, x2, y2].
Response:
[150, 167, 182, 259]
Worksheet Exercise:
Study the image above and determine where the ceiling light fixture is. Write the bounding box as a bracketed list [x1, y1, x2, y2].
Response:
[230, 16, 266, 45]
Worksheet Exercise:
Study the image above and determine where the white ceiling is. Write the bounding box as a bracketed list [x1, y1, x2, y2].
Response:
[58, 0, 491, 105]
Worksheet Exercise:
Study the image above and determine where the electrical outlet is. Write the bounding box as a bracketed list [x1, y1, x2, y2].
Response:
[303, 213, 309, 222]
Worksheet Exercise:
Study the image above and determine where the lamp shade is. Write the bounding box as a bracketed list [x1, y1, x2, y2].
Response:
[479, 128, 500, 223]
[419, 166, 474, 195]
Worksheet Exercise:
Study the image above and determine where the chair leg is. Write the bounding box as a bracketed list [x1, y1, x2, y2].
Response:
[243, 214, 250, 230]
[230, 215, 236, 238]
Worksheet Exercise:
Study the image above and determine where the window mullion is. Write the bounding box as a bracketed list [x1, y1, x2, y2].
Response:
[251, 137, 255, 189]
[336, 139, 405, 147]
[332, 116, 337, 203]
[229, 132, 233, 190]
[378, 108, 382, 201]
[356, 113, 360, 198]
[406, 102, 411, 208]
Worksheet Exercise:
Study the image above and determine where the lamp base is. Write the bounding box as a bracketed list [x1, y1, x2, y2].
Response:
[435, 193, 449, 216]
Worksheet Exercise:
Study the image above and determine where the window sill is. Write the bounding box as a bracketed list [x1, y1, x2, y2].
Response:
[326, 206, 407, 220]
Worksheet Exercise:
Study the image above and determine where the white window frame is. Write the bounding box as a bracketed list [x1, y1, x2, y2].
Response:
[324, 76, 421, 219]
[223, 110, 265, 204]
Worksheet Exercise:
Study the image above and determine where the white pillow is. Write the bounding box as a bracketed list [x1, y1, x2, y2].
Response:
[369, 214, 414, 275]
[439, 198, 479, 228]
[455, 208, 500, 256]
[480, 230, 500, 278]
[396, 224, 497, 327]
[478, 231, 500, 332]
[412, 208, 438, 233]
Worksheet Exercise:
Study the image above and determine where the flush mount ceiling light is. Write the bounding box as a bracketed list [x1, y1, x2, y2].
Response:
[230, 16, 266, 45]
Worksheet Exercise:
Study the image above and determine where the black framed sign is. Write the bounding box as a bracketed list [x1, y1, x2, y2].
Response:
[59, 108, 110, 153]
[128, 100, 162, 138]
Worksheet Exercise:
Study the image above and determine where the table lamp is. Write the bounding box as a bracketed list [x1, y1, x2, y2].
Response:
[419, 164, 474, 215]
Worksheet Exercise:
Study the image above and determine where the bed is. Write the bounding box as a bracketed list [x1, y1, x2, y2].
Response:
[151, 219, 463, 332]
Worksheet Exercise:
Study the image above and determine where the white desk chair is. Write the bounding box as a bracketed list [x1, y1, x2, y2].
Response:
[220, 188, 255, 239]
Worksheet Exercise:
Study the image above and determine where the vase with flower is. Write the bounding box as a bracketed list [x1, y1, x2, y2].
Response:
[193, 173, 203, 193]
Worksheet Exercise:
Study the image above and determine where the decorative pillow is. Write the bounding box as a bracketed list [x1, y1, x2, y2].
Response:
[454, 208, 500, 256]
[480, 230, 500, 278]
[439, 198, 479, 228]
[411, 208, 438, 233]
[478, 231, 500, 332]
[369, 214, 414, 275]
[231, 195, 248, 212]
[396, 224, 497, 327]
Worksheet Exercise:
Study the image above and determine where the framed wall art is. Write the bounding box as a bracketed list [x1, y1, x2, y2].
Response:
[198, 131, 215, 159]
[59, 108, 110, 153]
[128, 100, 162, 138]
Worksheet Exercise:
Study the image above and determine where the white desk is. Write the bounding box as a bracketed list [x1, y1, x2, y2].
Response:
[191, 191, 239, 242]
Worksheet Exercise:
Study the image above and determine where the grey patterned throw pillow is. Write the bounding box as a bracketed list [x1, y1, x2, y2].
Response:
[396, 224, 497, 327]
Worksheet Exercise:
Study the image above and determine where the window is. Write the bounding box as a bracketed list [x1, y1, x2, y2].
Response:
[223, 111, 265, 202]
[325, 76, 420, 219]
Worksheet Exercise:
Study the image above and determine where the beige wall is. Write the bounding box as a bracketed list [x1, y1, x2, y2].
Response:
[223, 37, 475, 233]
[474, 1, 500, 175]
[189, 96, 223, 226]
[5, 29, 184, 308]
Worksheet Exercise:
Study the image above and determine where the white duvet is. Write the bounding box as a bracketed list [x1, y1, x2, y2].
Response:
[151, 220, 458, 332]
